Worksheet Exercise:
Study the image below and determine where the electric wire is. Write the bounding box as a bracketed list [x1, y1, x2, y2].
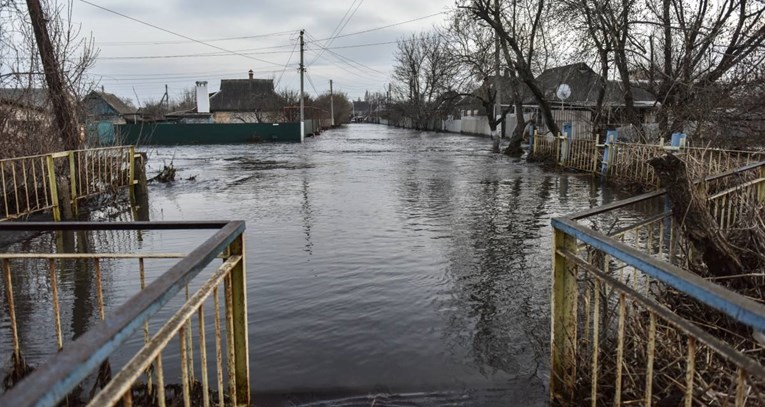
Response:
[275, 35, 300, 88]
[96, 30, 295, 46]
[308, 0, 365, 67]
[78, 0, 283, 66]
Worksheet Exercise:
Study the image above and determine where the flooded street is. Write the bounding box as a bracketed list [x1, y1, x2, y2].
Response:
[1, 123, 625, 405]
[143, 123, 621, 404]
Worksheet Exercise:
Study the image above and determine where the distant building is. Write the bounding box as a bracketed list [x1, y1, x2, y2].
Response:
[522, 63, 657, 138]
[82, 90, 139, 144]
[209, 70, 281, 123]
[0, 88, 51, 152]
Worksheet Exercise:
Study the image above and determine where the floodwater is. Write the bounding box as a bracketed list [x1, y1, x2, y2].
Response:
[0, 123, 625, 406]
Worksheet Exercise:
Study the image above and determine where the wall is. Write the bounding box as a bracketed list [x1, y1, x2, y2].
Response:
[117, 122, 302, 145]
[460, 116, 492, 135]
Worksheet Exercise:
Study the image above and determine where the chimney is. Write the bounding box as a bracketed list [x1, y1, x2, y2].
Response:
[195, 81, 210, 113]
[248, 69, 253, 80]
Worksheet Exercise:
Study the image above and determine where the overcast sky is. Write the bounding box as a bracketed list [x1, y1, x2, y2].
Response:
[72, 0, 452, 105]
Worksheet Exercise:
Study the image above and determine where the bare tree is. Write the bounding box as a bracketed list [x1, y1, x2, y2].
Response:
[391, 31, 459, 130]
[641, 0, 765, 138]
[0, 0, 97, 157]
[460, 0, 562, 137]
[446, 10, 520, 153]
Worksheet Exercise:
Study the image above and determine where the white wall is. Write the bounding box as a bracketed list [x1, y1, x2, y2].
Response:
[195, 81, 210, 113]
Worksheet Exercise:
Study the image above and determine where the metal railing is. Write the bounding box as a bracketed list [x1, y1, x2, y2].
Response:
[531, 134, 765, 188]
[0, 221, 249, 407]
[0, 146, 137, 222]
[550, 161, 765, 405]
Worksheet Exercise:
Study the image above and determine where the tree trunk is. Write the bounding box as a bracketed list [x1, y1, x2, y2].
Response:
[648, 154, 744, 277]
[26, 0, 80, 150]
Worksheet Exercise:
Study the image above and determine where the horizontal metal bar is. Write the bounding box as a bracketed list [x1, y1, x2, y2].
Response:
[708, 178, 765, 200]
[552, 217, 765, 332]
[86, 255, 242, 407]
[0, 220, 245, 407]
[0, 221, 232, 232]
[571, 160, 765, 220]
[571, 189, 666, 220]
[0, 253, 187, 259]
[609, 212, 670, 237]
[558, 248, 765, 378]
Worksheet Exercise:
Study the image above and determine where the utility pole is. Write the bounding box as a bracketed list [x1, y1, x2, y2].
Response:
[165, 84, 170, 112]
[493, 0, 503, 152]
[26, 0, 79, 150]
[330, 79, 335, 127]
[299, 29, 305, 142]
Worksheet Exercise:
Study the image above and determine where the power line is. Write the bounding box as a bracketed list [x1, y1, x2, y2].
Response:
[309, 11, 447, 43]
[306, 72, 321, 96]
[97, 39, 397, 61]
[275, 37, 300, 88]
[96, 30, 294, 46]
[309, 0, 365, 67]
[78, 0, 283, 66]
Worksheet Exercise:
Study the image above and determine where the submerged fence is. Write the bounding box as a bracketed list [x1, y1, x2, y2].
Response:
[550, 161, 765, 405]
[532, 133, 765, 188]
[0, 146, 139, 222]
[0, 221, 249, 407]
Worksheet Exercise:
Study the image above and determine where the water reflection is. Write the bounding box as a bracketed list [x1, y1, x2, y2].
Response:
[2, 125, 632, 405]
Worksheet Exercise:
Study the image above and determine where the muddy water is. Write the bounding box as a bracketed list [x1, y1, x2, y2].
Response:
[0, 123, 625, 405]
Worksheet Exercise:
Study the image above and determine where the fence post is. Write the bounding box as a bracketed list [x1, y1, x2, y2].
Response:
[46, 155, 61, 222]
[759, 165, 765, 203]
[229, 233, 250, 406]
[550, 228, 578, 405]
[558, 133, 567, 166]
[128, 146, 136, 201]
[67, 151, 78, 216]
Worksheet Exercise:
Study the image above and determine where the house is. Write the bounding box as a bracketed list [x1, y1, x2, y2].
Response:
[0, 88, 51, 156]
[209, 70, 281, 123]
[83, 90, 139, 123]
[521, 63, 657, 138]
[83, 90, 140, 144]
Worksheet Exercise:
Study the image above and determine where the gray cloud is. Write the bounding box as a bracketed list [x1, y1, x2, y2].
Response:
[75, 0, 451, 101]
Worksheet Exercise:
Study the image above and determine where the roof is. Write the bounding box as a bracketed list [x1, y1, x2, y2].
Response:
[209, 78, 277, 112]
[521, 63, 655, 106]
[0, 88, 48, 109]
[84, 91, 138, 115]
[353, 100, 371, 113]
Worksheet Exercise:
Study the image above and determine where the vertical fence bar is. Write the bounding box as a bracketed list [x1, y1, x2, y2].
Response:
[614, 293, 626, 406]
[214, 286, 225, 405]
[685, 337, 696, 407]
[590, 278, 600, 407]
[735, 368, 747, 407]
[224, 273, 237, 406]
[68, 152, 78, 215]
[94, 258, 105, 320]
[645, 311, 656, 406]
[198, 306, 210, 407]
[3, 259, 21, 361]
[49, 259, 63, 350]
[1, 162, 8, 218]
[179, 326, 191, 407]
[550, 229, 578, 404]
[22, 161, 30, 214]
[46, 155, 61, 221]
[156, 354, 166, 407]
[229, 234, 250, 406]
